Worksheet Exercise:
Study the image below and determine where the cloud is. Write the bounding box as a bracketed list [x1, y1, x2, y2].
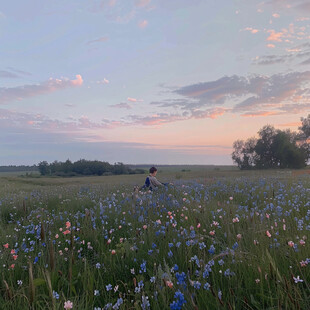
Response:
[7, 67, 32, 76]
[299, 58, 310, 65]
[277, 122, 302, 127]
[127, 97, 143, 102]
[0, 70, 20, 79]
[267, 29, 283, 42]
[86, 36, 109, 45]
[96, 78, 110, 84]
[272, 13, 280, 18]
[135, 0, 151, 7]
[155, 71, 310, 118]
[0, 68, 32, 79]
[241, 111, 280, 117]
[138, 20, 148, 28]
[267, 44, 276, 48]
[252, 41, 310, 66]
[295, 2, 310, 13]
[0, 75, 83, 105]
[109, 102, 132, 109]
[243, 27, 259, 34]
[126, 107, 228, 126]
[173, 75, 249, 107]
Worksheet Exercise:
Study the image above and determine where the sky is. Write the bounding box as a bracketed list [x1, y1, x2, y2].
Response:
[0, 0, 310, 165]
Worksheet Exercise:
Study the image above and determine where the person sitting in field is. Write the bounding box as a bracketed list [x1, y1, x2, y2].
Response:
[140, 166, 168, 191]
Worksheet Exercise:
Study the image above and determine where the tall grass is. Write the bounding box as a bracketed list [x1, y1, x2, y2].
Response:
[0, 172, 309, 309]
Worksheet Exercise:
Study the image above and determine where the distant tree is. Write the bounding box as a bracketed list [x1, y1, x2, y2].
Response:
[232, 120, 308, 170]
[297, 114, 310, 160]
[37, 159, 135, 176]
[232, 138, 257, 169]
[38, 161, 49, 175]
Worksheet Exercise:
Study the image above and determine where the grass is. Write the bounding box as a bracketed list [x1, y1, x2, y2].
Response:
[0, 168, 309, 309]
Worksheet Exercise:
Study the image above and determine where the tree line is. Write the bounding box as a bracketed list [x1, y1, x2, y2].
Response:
[232, 115, 310, 169]
[0, 165, 38, 173]
[38, 159, 145, 176]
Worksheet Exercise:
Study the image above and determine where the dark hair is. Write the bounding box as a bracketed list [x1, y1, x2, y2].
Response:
[149, 166, 157, 174]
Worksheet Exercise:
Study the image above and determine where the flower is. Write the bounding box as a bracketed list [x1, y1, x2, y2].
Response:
[111, 250, 116, 255]
[288, 241, 294, 247]
[3, 243, 9, 249]
[65, 221, 71, 229]
[64, 300, 73, 309]
[17, 280, 23, 286]
[165, 280, 173, 288]
[266, 230, 271, 238]
[293, 276, 303, 283]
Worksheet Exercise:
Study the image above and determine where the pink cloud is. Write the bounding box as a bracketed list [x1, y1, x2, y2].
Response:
[277, 122, 301, 127]
[127, 97, 143, 102]
[0, 75, 83, 105]
[241, 111, 280, 117]
[244, 27, 259, 34]
[267, 43, 276, 48]
[267, 29, 283, 42]
[109, 102, 132, 109]
[272, 13, 280, 18]
[135, 0, 151, 7]
[138, 20, 148, 28]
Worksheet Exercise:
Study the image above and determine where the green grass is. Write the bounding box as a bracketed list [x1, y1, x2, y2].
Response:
[0, 168, 309, 309]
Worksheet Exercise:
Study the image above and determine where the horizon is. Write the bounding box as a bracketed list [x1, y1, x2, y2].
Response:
[1, 0, 309, 165]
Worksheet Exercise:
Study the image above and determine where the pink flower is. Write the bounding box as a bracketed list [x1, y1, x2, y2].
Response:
[65, 221, 71, 229]
[63, 230, 70, 235]
[209, 230, 215, 236]
[300, 260, 308, 267]
[299, 240, 305, 246]
[10, 249, 15, 254]
[237, 234, 242, 240]
[12, 255, 18, 260]
[55, 234, 59, 239]
[266, 213, 270, 219]
[288, 241, 294, 247]
[3, 243, 9, 249]
[165, 280, 173, 288]
[266, 230, 271, 238]
[232, 217, 239, 223]
[111, 250, 116, 255]
[197, 223, 201, 228]
[229, 197, 233, 200]
[283, 224, 286, 231]
[64, 300, 73, 309]
[107, 239, 111, 244]
[10, 264, 15, 269]
[143, 225, 147, 230]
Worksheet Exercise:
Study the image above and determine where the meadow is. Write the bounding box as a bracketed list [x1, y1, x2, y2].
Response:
[0, 167, 309, 309]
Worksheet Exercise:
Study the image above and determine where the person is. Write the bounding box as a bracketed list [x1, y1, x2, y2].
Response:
[140, 166, 168, 191]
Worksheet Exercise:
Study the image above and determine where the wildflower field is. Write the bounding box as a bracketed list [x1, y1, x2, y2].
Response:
[0, 170, 309, 310]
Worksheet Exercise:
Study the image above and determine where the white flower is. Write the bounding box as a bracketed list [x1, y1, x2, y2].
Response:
[293, 276, 303, 283]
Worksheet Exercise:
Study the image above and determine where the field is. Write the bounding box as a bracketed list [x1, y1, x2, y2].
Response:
[0, 167, 309, 309]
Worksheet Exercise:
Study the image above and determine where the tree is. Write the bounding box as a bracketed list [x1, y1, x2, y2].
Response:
[298, 114, 310, 161]
[38, 161, 49, 175]
[232, 121, 308, 170]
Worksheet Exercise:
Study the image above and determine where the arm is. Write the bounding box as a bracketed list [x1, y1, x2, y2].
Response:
[149, 176, 164, 187]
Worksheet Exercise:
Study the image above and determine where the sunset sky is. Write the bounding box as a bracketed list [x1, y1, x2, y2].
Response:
[1, 0, 310, 165]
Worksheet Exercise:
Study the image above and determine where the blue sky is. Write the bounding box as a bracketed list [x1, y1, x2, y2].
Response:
[0, 0, 309, 165]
